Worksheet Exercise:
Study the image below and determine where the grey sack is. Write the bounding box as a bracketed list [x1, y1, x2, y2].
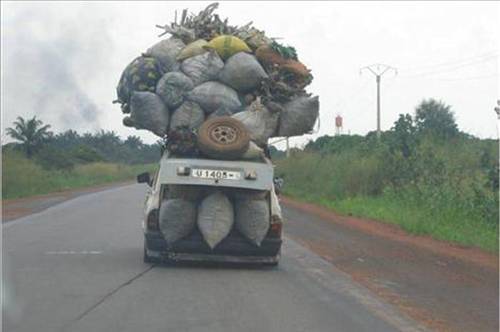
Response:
[278, 96, 319, 137]
[234, 199, 270, 246]
[187, 81, 241, 114]
[197, 191, 234, 249]
[146, 37, 185, 72]
[159, 199, 197, 246]
[181, 51, 224, 86]
[232, 98, 279, 145]
[218, 52, 268, 92]
[128, 91, 169, 137]
[156, 72, 194, 109]
[169, 101, 205, 131]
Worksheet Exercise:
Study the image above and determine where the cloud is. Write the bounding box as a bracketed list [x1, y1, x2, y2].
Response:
[1, 4, 113, 133]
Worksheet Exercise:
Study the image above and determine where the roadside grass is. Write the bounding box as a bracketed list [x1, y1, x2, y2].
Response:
[277, 149, 499, 254]
[284, 189, 499, 253]
[2, 151, 157, 199]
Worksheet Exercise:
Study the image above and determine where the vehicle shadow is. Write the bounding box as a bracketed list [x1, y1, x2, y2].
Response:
[151, 260, 279, 271]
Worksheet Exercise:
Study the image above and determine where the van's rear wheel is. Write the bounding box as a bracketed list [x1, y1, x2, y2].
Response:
[143, 242, 160, 264]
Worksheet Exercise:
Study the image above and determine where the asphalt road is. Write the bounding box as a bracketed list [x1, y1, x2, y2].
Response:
[2, 184, 423, 332]
[283, 201, 499, 332]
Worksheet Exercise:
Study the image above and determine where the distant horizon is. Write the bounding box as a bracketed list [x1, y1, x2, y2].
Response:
[3, 99, 498, 151]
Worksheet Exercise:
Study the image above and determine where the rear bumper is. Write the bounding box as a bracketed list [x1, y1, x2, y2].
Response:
[146, 251, 280, 264]
[145, 231, 282, 263]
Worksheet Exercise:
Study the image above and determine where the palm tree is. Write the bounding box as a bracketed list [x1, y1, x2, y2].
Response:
[124, 135, 143, 149]
[6, 116, 52, 158]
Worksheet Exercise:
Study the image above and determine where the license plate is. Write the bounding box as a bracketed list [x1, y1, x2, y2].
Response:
[191, 169, 241, 180]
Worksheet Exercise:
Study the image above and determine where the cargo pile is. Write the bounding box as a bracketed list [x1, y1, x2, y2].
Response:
[115, 3, 318, 249]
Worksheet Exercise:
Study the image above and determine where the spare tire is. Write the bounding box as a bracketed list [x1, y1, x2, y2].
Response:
[197, 117, 250, 159]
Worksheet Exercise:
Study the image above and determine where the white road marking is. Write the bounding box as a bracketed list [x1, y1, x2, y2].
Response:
[44, 251, 102, 255]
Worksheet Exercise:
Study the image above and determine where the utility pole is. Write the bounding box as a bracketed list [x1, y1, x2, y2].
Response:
[494, 100, 500, 120]
[286, 137, 290, 158]
[494, 100, 500, 138]
[494, 100, 500, 169]
[360, 64, 397, 138]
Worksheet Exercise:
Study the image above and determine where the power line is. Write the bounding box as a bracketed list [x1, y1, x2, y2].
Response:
[435, 74, 499, 82]
[399, 51, 498, 73]
[399, 54, 498, 78]
[333, 77, 372, 112]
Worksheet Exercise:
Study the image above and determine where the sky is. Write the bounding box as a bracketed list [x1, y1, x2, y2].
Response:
[1, 1, 499, 149]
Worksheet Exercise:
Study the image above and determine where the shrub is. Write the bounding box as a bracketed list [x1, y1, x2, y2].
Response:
[35, 146, 75, 171]
[70, 145, 104, 163]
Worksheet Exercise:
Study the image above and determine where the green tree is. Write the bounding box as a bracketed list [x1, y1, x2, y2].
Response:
[70, 145, 104, 163]
[415, 99, 458, 139]
[305, 135, 364, 154]
[390, 113, 417, 158]
[124, 135, 143, 149]
[6, 116, 52, 158]
[90, 130, 121, 161]
[50, 130, 81, 149]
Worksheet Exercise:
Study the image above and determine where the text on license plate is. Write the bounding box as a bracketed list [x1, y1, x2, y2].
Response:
[191, 169, 241, 180]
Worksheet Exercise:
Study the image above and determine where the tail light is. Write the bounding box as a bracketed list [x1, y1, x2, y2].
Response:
[268, 222, 282, 238]
[147, 209, 159, 231]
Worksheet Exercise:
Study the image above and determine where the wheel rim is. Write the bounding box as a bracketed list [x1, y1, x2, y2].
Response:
[209, 124, 238, 145]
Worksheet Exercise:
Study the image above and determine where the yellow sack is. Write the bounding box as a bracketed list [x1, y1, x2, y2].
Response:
[207, 35, 251, 60]
[177, 39, 209, 61]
